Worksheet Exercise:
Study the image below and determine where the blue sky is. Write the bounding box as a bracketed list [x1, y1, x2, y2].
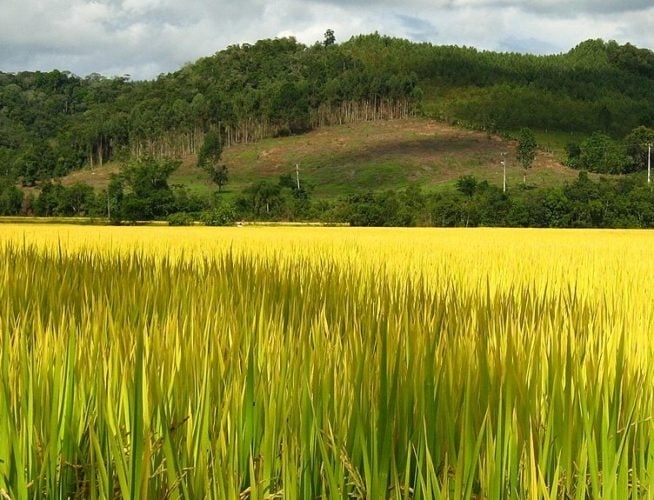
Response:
[1, 0, 653, 80]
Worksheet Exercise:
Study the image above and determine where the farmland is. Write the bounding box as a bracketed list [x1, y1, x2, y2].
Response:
[1, 225, 654, 498]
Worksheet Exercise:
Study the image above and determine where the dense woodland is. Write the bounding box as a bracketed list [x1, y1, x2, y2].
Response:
[2, 33, 654, 226]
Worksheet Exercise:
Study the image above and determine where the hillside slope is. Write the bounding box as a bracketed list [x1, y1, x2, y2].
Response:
[60, 118, 581, 198]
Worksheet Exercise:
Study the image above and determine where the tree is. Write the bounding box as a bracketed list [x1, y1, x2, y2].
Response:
[517, 127, 537, 185]
[0, 184, 23, 215]
[15, 146, 42, 187]
[250, 180, 281, 217]
[456, 175, 478, 198]
[324, 29, 336, 47]
[211, 165, 229, 192]
[202, 203, 237, 226]
[624, 126, 654, 172]
[120, 156, 179, 221]
[598, 105, 613, 133]
[579, 132, 629, 174]
[34, 182, 66, 216]
[197, 130, 222, 167]
[198, 130, 229, 191]
[58, 182, 95, 215]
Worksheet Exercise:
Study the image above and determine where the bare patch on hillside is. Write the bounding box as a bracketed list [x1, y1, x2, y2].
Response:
[59, 163, 121, 190]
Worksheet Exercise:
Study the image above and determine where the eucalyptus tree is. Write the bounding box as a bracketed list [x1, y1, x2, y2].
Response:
[517, 127, 537, 185]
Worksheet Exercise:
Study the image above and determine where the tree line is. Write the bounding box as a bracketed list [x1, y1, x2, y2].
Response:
[340, 173, 654, 228]
[565, 126, 654, 174]
[4, 154, 654, 229]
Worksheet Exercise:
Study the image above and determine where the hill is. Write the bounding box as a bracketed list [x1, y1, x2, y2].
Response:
[2, 34, 654, 189]
[3, 34, 654, 227]
[11, 116, 654, 229]
[59, 118, 580, 198]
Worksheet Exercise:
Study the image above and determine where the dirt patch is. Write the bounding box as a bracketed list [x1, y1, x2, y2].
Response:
[59, 163, 121, 190]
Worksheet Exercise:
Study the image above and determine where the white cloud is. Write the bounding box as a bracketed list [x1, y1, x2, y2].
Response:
[121, 0, 165, 14]
[0, 0, 653, 80]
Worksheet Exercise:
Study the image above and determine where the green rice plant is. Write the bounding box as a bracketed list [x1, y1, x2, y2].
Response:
[1, 227, 654, 498]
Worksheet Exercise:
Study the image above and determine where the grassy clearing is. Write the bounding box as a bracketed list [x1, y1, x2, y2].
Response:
[223, 120, 583, 197]
[1, 225, 653, 498]
[57, 119, 585, 199]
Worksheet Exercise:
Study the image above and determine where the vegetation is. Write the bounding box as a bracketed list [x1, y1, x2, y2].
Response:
[516, 128, 537, 184]
[338, 172, 654, 228]
[2, 35, 654, 181]
[2, 34, 654, 225]
[197, 130, 229, 191]
[9, 158, 654, 228]
[0, 35, 421, 187]
[1, 225, 654, 497]
[5, 32, 654, 498]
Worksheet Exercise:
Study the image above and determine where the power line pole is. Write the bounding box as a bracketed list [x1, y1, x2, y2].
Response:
[295, 163, 300, 190]
[501, 152, 507, 193]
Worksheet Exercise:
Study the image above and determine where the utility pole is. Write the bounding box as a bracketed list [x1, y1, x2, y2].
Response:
[501, 152, 507, 193]
[295, 163, 301, 190]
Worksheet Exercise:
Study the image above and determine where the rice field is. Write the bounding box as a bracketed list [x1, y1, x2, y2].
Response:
[1, 224, 654, 499]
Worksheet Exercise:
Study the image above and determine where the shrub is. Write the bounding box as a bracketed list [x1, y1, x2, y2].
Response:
[167, 212, 194, 226]
[202, 204, 237, 226]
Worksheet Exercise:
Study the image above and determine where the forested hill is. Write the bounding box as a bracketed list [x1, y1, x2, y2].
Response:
[2, 34, 654, 186]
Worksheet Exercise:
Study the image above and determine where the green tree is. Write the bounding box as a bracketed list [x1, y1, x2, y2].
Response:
[202, 203, 237, 226]
[579, 132, 629, 174]
[516, 127, 537, 185]
[197, 130, 229, 191]
[58, 182, 96, 215]
[120, 157, 179, 221]
[0, 184, 23, 215]
[34, 182, 66, 216]
[456, 175, 478, 198]
[15, 146, 42, 187]
[211, 165, 229, 192]
[197, 130, 222, 167]
[324, 29, 336, 47]
[624, 126, 654, 172]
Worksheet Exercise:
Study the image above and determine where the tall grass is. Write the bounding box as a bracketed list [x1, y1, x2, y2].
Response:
[1, 226, 654, 498]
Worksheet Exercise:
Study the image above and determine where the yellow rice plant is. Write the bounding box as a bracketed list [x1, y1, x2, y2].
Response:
[1, 225, 654, 498]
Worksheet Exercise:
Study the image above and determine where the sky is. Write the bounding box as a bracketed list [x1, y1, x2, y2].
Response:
[1, 0, 654, 81]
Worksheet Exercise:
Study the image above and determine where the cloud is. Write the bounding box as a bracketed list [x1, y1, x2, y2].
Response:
[313, 0, 653, 15]
[0, 0, 653, 80]
[493, 0, 654, 15]
[395, 15, 439, 42]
